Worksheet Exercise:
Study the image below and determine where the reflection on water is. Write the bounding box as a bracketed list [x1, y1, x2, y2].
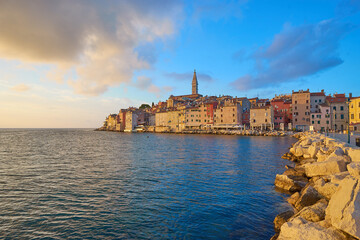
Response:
[0, 129, 296, 239]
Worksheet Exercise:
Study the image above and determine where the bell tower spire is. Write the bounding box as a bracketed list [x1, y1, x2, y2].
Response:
[192, 69, 198, 95]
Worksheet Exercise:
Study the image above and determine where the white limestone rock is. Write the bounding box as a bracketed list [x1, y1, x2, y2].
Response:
[326, 176, 360, 239]
[278, 217, 346, 240]
[308, 144, 320, 159]
[293, 199, 328, 222]
[348, 162, 360, 178]
[304, 159, 347, 177]
[313, 178, 339, 200]
[294, 185, 322, 210]
[348, 148, 360, 162]
[275, 174, 308, 192]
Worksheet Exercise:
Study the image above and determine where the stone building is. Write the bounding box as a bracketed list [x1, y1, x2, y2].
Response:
[326, 94, 349, 132]
[214, 100, 242, 126]
[310, 103, 331, 132]
[292, 89, 311, 131]
[250, 106, 274, 130]
[310, 90, 326, 112]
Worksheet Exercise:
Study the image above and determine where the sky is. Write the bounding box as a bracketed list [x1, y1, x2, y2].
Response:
[0, 0, 359, 128]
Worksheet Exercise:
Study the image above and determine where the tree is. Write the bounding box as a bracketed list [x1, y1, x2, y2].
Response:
[139, 104, 151, 109]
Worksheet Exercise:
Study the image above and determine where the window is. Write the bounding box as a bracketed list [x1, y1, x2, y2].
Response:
[306, 100, 309, 103]
[312, 121, 314, 124]
[312, 115, 314, 119]
[351, 114, 354, 119]
[221, 120, 223, 123]
[319, 99, 322, 103]
[295, 101, 297, 104]
[265, 112, 268, 117]
[295, 106, 297, 110]
[306, 106, 309, 109]
[295, 118, 297, 122]
[333, 106, 337, 110]
[265, 119, 268, 122]
[318, 121, 320, 124]
[315, 100, 318, 103]
[233, 114, 235, 117]
[341, 114, 344, 119]
[326, 121, 329, 124]
[340, 106, 344, 111]
[335, 114, 337, 119]
[233, 119, 235, 122]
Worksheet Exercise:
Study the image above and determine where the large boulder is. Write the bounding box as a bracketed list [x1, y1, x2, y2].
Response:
[330, 172, 350, 184]
[292, 199, 327, 222]
[308, 144, 320, 158]
[348, 162, 360, 178]
[348, 148, 360, 162]
[295, 185, 322, 210]
[326, 176, 360, 239]
[313, 178, 338, 200]
[304, 159, 347, 177]
[278, 217, 347, 240]
[316, 151, 328, 162]
[275, 174, 308, 192]
[274, 210, 294, 232]
[287, 192, 300, 206]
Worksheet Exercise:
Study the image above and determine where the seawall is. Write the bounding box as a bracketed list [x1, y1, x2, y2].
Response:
[272, 132, 360, 240]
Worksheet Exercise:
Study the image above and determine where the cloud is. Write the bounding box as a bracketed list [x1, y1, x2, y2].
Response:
[11, 83, 30, 92]
[0, 0, 182, 96]
[165, 71, 215, 82]
[134, 76, 173, 97]
[230, 19, 354, 91]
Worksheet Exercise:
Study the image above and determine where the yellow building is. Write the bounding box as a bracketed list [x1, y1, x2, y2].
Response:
[350, 97, 360, 125]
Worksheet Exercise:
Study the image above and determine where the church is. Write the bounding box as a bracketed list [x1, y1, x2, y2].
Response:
[168, 70, 203, 102]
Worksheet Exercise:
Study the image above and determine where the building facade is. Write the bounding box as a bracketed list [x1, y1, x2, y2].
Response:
[250, 106, 274, 130]
[292, 89, 310, 131]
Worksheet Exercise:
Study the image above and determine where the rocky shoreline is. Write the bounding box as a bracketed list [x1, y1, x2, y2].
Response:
[95, 128, 294, 137]
[273, 132, 360, 240]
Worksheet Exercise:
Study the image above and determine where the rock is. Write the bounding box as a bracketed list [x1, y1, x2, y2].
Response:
[330, 172, 350, 184]
[348, 162, 360, 178]
[288, 192, 300, 206]
[278, 217, 347, 240]
[326, 176, 360, 239]
[326, 154, 351, 164]
[294, 147, 306, 157]
[295, 185, 322, 210]
[304, 159, 347, 177]
[333, 147, 345, 156]
[283, 168, 306, 177]
[308, 144, 320, 158]
[275, 174, 308, 192]
[348, 148, 360, 162]
[270, 233, 279, 240]
[313, 178, 338, 200]
[274, 210, 294, 232]
[316, 151, 328, 162]
[303, 153, 311, 159]
[293, 199, 327, 222]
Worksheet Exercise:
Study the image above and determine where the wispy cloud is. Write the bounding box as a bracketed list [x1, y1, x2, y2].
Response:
[230, 19, 354, 91]
[11, 83, 30, 92]
[165, 71, 215, 82]
[134, 76, 173, 98]
[0, 0, 183, 96]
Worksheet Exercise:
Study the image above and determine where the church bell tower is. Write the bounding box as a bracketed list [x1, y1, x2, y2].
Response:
[192, 69, 198, 95]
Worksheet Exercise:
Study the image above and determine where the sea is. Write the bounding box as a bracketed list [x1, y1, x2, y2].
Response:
[0, 129, 296, 239]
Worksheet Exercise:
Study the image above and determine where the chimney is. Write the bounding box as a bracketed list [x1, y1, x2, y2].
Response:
[349, 93, 353, 98]
[321, 89, 324, 93]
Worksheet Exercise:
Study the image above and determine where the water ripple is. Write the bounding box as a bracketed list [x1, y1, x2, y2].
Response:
[0, 129, 296, 239]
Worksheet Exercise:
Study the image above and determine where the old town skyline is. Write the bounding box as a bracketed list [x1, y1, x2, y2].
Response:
[0, 0, 359, 128]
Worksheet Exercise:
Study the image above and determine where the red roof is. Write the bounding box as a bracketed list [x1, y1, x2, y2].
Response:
[310, 92, 325, 96]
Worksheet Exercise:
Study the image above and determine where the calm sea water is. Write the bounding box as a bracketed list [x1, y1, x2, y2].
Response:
[0, 129, 296, 239]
